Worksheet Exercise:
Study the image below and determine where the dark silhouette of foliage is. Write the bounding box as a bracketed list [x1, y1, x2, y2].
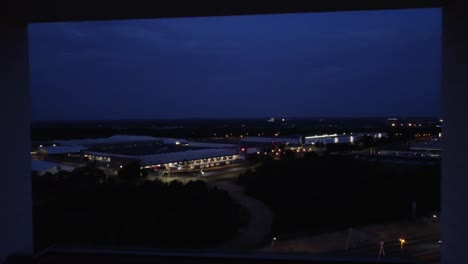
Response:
[117, 161, 142, 181]
[239, 155, 440, 236]
[33, 175, 248, 251]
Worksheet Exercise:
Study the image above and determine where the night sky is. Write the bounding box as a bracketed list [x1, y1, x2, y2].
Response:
[29, 8, 441, 121]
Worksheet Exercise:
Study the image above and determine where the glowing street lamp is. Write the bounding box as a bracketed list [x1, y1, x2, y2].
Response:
[399, 238, 406, 254]
[271, 237, 277, 248]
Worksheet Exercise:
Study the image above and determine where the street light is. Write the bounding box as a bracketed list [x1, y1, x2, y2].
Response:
[399, 238, 406, 254]
[271, 237, 277, 248]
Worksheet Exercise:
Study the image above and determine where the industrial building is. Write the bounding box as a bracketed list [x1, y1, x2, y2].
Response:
[31, 159, 74, 175]
[303, 132, 387, 145]
[83, 148, 241, 171]
[241, 136, 301, 145]
[34, 135, 244, 173]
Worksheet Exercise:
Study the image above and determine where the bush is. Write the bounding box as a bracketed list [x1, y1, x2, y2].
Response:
[33, 176, 248, 250]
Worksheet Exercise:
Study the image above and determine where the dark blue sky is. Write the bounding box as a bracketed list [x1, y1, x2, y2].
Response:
[29, 8, 441, 120]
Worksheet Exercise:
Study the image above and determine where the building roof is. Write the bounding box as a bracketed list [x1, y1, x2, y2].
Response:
[410, 139, 442, 151]
[187, 142, 237, 148]
[241, 137, 300, 144]
[54, 135, 159, 146]
[84, 148, 238, 166]
[38, 145, 86, 154]
[154, 137, 189, 145]
[54, 135, 188, 146]
[31, 159, 74, 172]
[140, 149, 238, 165]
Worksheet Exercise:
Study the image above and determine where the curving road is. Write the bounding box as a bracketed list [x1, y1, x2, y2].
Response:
[212, 181, 273, 250]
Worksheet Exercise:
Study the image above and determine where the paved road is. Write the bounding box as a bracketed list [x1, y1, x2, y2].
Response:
[213, 181, 272, 250]
[151, 164, 273, 250]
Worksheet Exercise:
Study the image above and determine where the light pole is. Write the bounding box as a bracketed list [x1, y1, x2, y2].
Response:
[399, 238, 406, 254]
[271, 237, 277, 248]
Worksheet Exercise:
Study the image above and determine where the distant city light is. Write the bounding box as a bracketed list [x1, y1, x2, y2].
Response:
[334, 138, 339, 143]
[282, 119, 285, 122]
[433, 214, 437, 218]
[350, 136, 354, 143]
[391, 123, 396, 127]
[119, 165, 123, 169]
[175, 141, 180, 145]
[39, 144, 43, 148]
[409, 123, 412, 127]
[52, 144, 56, 147]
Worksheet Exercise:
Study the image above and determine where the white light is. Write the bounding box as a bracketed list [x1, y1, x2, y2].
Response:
[334, 138, 339, 143]
[273, 237, 277, 241]
[39, 145, 43, 148]
[282, 119, 285, 122]
[305, 134, 338, 139]
[350, 136, 354, 143]
[119, 165, 123, 169]
[433, 214, 437, 218]
[175, 141, 180, 145]
[378, 133, 382, 138]
[53, 144, 56, 147]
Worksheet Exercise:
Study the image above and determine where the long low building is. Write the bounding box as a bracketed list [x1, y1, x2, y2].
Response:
[84, 148, 241, 170]
[303, 132, 387, 145]
[241, 136, 301, 145]
[32, 159, 74, 175]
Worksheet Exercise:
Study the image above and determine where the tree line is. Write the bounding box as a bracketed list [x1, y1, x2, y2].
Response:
[238, 154, 440, 236]
[33, 164, 248, 250]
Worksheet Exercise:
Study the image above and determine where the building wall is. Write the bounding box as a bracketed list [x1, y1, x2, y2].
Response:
[0, 24, 33, 261]
[442, 2, 468, 264]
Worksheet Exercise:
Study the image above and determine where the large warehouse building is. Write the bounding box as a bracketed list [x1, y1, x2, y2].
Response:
[34, 135, 244, 172]
[84, 148, 241, 171]
[303, 132, 387, 145]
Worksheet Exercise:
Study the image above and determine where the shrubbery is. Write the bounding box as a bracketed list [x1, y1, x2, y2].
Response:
[238, 154, 440, 236]
[33, 167, 248, 250]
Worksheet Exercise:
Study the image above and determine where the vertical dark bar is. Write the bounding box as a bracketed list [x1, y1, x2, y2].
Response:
[0, 23, 33, 261]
